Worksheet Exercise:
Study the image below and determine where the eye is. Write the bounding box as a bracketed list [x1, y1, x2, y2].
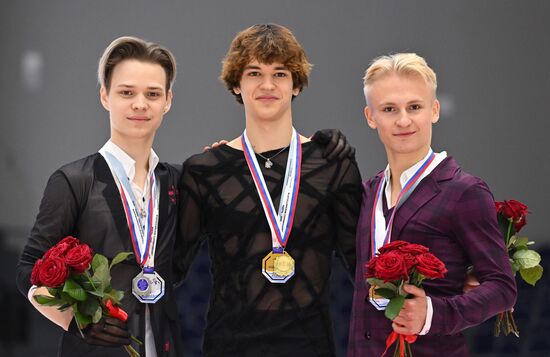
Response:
[382, 106, 395, 113]
[409, 104, 422, 111]
[274, 72, 287, 78]
[120, 90, 133, 97]
[147, 92, 162, 98]
[247, 71, 261, 77]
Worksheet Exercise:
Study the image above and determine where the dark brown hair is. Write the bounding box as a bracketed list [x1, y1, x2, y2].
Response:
[220, 24, 312, 103]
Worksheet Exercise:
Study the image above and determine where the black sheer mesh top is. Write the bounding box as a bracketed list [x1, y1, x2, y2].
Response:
[176, 141, 362, 356]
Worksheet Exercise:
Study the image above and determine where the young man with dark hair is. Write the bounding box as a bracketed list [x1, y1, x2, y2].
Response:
[176, 24, 362, 356]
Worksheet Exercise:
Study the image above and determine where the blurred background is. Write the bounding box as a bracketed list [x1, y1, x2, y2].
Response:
[1, 1, 549, 356]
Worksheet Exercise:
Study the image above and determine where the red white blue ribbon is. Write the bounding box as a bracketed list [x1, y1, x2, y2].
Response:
[104, 152, 159, 267]
[241, 128, 302, 250]
[370, 151, 436, 257]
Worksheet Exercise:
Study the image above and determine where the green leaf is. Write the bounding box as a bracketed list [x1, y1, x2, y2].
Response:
[375, 288, 397, 299]
[384, 296, 405, 321]
[34, 295, 62, 306]
[519, 265, 544, 286]
[513, 236, 529, 249]
[62, 279, 88, 302]
[92, 254, 109, 272]
[93, 264, 111, 290]
[47, 287, 59, 297]
[366, 278, 398, 293]
[105, 289, 125, 305]
[74, 307, 92, 330]
[513, 249, 541, 269]
[92, 305, 103, 324]
[79, 297, 99, 316]
[109, 252, 133, 269]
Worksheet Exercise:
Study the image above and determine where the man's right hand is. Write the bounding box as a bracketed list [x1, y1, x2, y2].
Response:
[74, 317, 131, 347]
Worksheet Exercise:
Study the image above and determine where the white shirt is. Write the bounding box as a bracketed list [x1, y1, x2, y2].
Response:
[383, 149, 448, 335]
[99, 140, 159, 357]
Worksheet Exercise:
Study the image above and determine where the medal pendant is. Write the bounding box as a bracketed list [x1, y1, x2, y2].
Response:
[262, 251, 295, 283]
[265, 159, 273, 169]
[368, 285, 389, 311]
[132, 269, 165, 304]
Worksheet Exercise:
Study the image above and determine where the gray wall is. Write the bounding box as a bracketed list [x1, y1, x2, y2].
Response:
[2, 1, 549, 245]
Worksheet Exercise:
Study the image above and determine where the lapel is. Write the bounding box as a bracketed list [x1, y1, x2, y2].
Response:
[361, 172, 383, 260]
[391, 156, 459, 240]
[95, 154, 132, 250]
[155, 163, 169, 243]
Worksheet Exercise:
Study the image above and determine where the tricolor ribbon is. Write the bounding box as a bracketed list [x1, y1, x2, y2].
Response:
[370, 151, 436, 258]
[241, 128, 301, 250]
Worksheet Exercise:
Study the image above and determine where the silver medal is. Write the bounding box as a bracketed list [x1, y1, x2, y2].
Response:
[132, 268, 165, 304]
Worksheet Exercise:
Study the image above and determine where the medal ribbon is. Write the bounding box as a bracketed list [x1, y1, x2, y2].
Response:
[104, 152, 159, 267]
[241, 128, 302, 250]
[370, 151, 436, 257]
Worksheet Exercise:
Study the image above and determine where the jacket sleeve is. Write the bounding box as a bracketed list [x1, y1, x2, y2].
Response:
[173, 159, 208, 283]
[15, 169, 81, 297]
[428, 180, 517, 335]
[332, 157, 363, 280]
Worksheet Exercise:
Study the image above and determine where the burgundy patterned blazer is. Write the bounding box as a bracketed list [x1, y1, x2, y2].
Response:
[347, 157, 516, 357]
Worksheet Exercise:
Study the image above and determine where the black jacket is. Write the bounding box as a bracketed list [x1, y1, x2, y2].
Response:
[16, 153, 183, 357]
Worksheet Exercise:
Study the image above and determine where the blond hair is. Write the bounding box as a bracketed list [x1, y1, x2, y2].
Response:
[363, 53, 437, 99]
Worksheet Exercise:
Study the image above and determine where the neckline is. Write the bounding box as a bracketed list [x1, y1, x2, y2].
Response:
[221, 140, 314, 156]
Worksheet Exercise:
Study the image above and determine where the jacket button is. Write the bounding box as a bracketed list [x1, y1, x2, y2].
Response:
[364, 331, 371, 340]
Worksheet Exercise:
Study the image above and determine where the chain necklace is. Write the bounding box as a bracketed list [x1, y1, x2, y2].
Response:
[256, 145, 289, 168]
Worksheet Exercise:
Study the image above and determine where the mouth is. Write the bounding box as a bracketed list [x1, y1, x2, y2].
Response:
[127, 116, 150, 122]
[393, 131, 415, 137]
[256, 95, 278, 102]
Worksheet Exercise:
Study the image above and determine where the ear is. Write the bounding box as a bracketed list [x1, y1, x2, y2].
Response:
[99, 86, 110, 111]
[365, 106, 377, 129]
[431, 99, 440, 124]
[163, 89, 173, 114]
[292, 87, 300, 97]
[233, 87, 241, 95]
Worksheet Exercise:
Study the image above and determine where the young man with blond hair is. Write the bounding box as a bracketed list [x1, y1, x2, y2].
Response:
[347, 53, 516, 356]
[176, 24, 362, 356]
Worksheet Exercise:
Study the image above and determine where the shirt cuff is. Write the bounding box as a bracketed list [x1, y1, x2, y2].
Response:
[28, 285, 74, 331]
[419, 296, 433, 335]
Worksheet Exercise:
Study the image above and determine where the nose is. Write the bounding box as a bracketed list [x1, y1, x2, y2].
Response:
[259, 75, 275, 90]
[396, 112, 412, 127]
[132, 94, 148, 111]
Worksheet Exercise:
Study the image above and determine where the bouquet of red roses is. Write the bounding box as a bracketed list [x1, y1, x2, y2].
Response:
[494, 200, 543, 337]
[31, 236, 140, 356]
[365, 241, 447, 357]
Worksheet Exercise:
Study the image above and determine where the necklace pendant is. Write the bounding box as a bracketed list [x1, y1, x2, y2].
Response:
[265, 159, 273, 169]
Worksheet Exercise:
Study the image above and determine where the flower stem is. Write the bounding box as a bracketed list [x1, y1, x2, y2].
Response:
[505, 219, 513, 247]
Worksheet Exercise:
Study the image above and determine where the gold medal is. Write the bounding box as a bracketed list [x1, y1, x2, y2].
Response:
[262, 251, 295, 283]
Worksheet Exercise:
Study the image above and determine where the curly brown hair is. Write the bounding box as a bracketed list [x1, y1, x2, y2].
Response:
[220, 24, 312, 104]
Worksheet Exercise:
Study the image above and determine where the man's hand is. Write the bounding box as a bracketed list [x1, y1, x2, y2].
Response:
[392, 284, 427, 335]
[311, 129, 355, 160]
[463, 270, 480, 293]
[75, 317, 131, 347]
[203, 140, 229, 152]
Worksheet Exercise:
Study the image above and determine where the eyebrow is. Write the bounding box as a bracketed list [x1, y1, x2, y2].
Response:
[244, 65, 289, 71]
[115, 84, 164, 91]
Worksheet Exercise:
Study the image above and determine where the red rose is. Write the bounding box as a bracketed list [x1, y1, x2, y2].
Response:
[44, 236, 80, 259]
[398, 243, 429, 256]
[416, 253, 447, 279]
[31, 259, 43, 285]
[378, 241, 409, 255]
[495, 200, 529, 232]
[65, 244, 93, 274]
[38, 257, 69, 287]
[401, 253, 418, 271]
[364, 256, 378, 278]
[374, 250, 409, 282]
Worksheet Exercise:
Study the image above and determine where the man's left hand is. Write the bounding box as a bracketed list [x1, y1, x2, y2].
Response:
[391, 284, 427, 335]
[311, 129, 355, 160]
